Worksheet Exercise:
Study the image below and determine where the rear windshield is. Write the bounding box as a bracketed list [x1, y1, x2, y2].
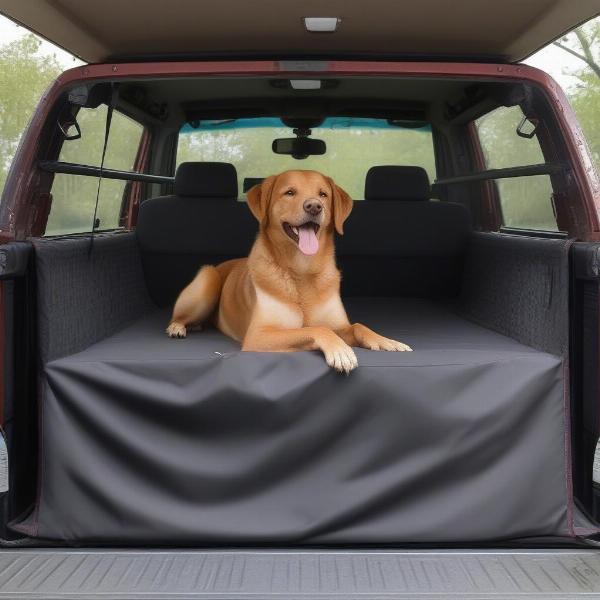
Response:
[176, 117, 435, 199]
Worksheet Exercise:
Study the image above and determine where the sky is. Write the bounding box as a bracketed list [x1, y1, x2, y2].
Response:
[0, 13, 594, 89]
[0, 16, 83, 69]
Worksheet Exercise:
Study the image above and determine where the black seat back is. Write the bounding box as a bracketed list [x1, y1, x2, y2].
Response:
[336, 166, 472, 297]
[136, 162, 257, 306]
[137, 164, 472, 305]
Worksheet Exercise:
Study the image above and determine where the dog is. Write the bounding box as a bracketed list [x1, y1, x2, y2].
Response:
[166, 170, 412, 372]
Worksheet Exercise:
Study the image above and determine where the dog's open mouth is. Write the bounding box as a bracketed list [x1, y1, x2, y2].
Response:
[283, 221, 320, 255]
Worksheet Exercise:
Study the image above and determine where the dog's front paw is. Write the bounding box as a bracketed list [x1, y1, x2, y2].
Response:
[371, 336, 412, 352]
[323, 340, 358, 374]
[360, 330, 412, 352]
[166, 322, 187, 338]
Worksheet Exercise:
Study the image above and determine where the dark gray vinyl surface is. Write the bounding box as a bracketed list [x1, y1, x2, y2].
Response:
[1, 549, 600, 598]
[14, 299, 572, 544]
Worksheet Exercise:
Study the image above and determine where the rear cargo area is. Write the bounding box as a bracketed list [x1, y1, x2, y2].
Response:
[9, 162, 584, 544]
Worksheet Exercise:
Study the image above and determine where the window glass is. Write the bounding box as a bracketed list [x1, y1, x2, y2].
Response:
[476, 106, 557, 231]
[46, 106, 143, 235]
[495, 176, 556, 230]
[476, 106, 546, 169]
[176, 117, 435, 199]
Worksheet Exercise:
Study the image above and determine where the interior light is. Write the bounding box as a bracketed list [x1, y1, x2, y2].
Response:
[290, 80, 322, 90]
[304, 17, 340, 33]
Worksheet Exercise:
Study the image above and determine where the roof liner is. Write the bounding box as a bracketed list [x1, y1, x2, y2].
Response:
[1, 0, 598, 64]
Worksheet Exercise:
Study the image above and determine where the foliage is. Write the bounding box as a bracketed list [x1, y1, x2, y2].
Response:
[177, 126, 436, 200]
[554, 19, 600, 80]
[552, 17, 599, 169]
[0, 35, 62, 195]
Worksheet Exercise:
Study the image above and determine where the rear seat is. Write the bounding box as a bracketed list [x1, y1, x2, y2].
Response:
[243, 177, 264, 192]
[137, 162, 471, 305]
[136, 162, 257, 306]
[337, 166, 472, 297]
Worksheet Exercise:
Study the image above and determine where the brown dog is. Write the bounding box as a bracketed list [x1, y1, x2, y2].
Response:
[166, 170, 411, 372]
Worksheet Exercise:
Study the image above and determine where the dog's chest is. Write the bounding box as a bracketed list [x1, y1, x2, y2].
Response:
[302, 293, 347, 329]
[256, 265, 345, 329]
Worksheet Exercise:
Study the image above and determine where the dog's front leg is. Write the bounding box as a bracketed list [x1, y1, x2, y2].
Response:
[243, 326, 358, 373]
[167, 265, 222, 338]
[337, 323, 412, 352]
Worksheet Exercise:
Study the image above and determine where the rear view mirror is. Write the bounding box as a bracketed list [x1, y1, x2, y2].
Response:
[272, 137, 326, 159]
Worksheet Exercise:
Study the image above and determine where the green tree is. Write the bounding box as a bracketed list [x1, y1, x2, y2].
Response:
[177, 125, 435, 200]
[554, 18, 600, 169]
[0, 33, 141, 235]
[554, 20, 600, 79]
[0, 34, 62, 195]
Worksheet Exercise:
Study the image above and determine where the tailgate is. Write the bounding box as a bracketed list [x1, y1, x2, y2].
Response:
[1, 549, 600, 599]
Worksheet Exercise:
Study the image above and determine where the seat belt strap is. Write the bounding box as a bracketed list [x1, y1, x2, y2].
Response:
[89, 83, 119, 256]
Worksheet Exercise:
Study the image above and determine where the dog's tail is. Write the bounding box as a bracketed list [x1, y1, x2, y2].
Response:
[167, 265, 224, 337]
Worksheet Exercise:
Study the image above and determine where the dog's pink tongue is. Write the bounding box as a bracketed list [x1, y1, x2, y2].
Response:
[298, 225, 319, 255]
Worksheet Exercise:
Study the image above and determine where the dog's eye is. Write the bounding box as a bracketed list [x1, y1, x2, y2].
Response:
[319, 191, 328, 198]
[284, 189, 295, 196]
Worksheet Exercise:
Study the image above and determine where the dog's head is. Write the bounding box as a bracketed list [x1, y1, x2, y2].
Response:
[246, 170, 353, 256]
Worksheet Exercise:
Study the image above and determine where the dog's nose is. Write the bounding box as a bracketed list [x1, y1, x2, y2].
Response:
[303, 199, 323, 216]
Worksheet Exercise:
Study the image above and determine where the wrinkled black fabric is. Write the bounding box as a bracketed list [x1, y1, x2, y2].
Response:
[13, 299, 569, 543]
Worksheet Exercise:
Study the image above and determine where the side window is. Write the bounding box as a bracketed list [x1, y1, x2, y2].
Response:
[45, 106, 144, 236]
[475, 106, 557, 231]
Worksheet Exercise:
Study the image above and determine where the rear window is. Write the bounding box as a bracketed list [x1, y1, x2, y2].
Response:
[176, 117, 435, 199]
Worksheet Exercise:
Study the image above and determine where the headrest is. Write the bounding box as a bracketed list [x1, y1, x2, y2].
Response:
[174, 162, 238, 198]
[365, 166, 431, 201]
[243, 177, 264, 193]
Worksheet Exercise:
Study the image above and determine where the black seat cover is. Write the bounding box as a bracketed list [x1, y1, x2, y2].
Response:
[243, 177, 264, 193]
[136, 162, 257, 306]
[364, 165, 431, 201]
[137, 163, 471, 305]
[174, 162, 239, 198]
[337, 166, 471, 297]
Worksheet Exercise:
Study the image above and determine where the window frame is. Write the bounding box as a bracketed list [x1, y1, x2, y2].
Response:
[470, 104, 560, 233]
[455, 87, 582, 236]
[42, 104, 150, 236]
[3, 65, 594, 241]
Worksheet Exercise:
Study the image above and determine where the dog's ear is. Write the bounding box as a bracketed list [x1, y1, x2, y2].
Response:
[328, 179, 353, 235]
[246, 175, 277, 225]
